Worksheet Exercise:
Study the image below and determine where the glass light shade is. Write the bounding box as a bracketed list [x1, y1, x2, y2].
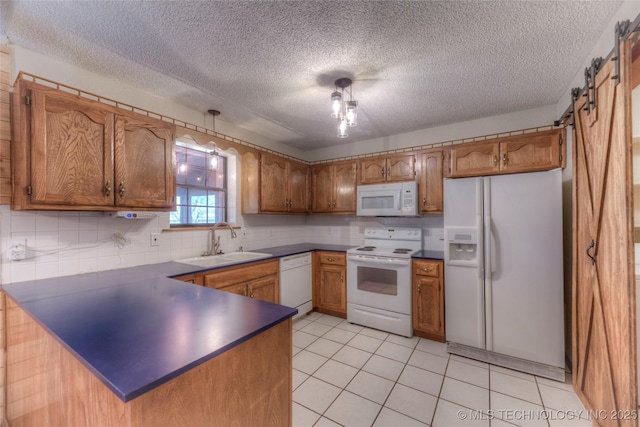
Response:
[338, 117, 349, 138]
[331, 91, 342, 118]
[346, 101, 357, 127]
[210, 154, 219, 170]
[178, 163, 187, 173]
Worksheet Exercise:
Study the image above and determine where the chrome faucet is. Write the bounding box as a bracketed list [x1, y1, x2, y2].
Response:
[202, 222, 237, 256]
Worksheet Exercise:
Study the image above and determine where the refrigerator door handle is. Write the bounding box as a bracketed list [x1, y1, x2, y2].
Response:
[476, 178, 486, 348]
[484, 179, 493, 351]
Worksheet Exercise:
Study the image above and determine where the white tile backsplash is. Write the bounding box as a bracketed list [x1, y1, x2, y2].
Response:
[1, 204, 444, 284]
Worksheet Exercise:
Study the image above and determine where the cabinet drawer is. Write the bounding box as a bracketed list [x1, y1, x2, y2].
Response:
[203, 259, 279, 289]
[318, 252, 346, 266]
[414, 260, 441, 277]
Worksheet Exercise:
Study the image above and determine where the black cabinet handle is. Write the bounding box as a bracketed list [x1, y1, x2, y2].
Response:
[586, 239, 596, 265]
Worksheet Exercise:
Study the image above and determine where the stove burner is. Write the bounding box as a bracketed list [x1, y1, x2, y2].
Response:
[393, 248, 413, 254]
[357, 246, 376, 251]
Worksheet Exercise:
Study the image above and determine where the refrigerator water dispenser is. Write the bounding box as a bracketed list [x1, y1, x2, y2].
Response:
[445, 227, 478, 267]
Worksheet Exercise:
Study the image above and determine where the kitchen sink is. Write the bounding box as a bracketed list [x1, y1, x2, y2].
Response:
[174, 252, 272, 268]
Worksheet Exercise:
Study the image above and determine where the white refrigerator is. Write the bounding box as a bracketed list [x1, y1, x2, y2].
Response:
[444, 169, 564, 380]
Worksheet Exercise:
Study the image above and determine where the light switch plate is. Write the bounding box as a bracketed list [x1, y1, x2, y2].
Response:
[150, 233, 160, 247]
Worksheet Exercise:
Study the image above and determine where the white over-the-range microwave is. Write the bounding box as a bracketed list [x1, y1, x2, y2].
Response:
[356, 181, 418, 216]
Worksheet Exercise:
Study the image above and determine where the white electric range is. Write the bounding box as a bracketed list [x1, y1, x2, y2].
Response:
[346, 227, 422, 337]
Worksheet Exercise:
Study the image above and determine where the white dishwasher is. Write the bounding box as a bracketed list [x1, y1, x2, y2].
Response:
[279, 252, 312, 320]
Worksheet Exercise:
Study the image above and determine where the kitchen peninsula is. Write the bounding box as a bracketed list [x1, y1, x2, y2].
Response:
[3, 262, 297, 427]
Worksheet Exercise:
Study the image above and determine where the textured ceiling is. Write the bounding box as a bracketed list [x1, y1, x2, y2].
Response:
[1, 1, 622, 150]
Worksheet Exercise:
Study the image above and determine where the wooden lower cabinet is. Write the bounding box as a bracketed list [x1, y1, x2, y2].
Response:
[247, 275, 279, 302]
[313, 252, 347, 318]
[201, 259, 280, 304]
[412, 259, 445, 342]
[173, 273, 204, 286]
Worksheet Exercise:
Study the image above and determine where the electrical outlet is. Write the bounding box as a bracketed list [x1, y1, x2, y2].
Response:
[7, 239, 26, 261]
[150, 233, 160, 247]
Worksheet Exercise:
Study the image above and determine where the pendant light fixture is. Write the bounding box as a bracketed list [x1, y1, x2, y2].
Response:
[330, 78, 358, 138]
[207, 109, 220, 170]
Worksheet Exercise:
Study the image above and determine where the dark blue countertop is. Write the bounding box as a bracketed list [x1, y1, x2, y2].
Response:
[1, 242, 441, 404]
[3, 271, 297, 402]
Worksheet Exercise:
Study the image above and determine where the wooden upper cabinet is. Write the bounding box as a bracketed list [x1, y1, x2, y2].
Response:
[260, 153, 288, 212]
[287, 160, 310, 213]
[114, 114, 175, 209]
[11, 80, 176, 211]
[28, 87, 115, 207]
[448, 129, 565, 178]
[311, 160, 357, 214]
[241, 150, 260, 214]
[419, 149, 443, 214]
[499, 130, 563, 173]
[333, 161, 357, 213]
[259, 153, 309, 213]
[359, 153, 416, 184]
[359, 157, 387, 184]
[449, 142, 500, 177]
[386, 154, 416, 182]
[311, 164, 333, 213]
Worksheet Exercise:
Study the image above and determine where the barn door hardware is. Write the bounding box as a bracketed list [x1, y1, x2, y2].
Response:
[583, 58, 602, 114]
[586, 239, 596, 266]
[612, 20, 630, 85]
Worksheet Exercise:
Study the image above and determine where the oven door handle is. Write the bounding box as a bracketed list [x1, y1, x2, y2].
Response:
[347, 255, 410, 266]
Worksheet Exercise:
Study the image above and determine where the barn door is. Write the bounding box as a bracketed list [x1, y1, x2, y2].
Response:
[572, 35, 637, 425]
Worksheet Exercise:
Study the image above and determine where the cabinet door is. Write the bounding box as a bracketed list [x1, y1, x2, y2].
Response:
[114, 114, 175, 209]
[359, 157, 387, 184]
[449, 143, 500, 177]
[499, 132, 562, 173]
[311, 164, 334, 213]
[241, 150, 260, 214]
[333, 161, 357, 213]
[412, 274, 444, 340]
[30, 88, 114, 207]
[217, 282, 248, 297]
[173, 273, 204, 286]
[318, 264, 346, 313]
[248, 274, 279, 303]
[419, 150, 443, 214]
[260, 153, 288, 212]
[386, 154, 416, 182]
[288, 161, 309, 213]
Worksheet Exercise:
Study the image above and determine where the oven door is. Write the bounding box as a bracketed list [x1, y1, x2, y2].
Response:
[346, 254, 412, 314]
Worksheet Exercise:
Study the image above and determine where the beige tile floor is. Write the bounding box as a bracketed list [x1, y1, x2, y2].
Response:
[292, 312, 590, 427]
